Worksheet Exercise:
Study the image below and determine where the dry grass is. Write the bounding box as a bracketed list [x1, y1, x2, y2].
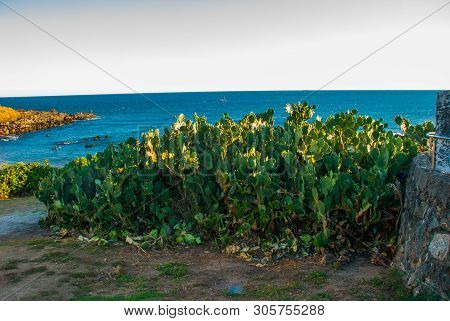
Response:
[0, 106, 21, 123]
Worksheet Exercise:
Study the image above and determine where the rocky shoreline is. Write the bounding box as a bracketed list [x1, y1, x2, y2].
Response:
[0, 106, 96, 136]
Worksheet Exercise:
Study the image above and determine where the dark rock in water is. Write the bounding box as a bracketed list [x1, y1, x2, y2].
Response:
[55, 135, 109, 147]
[91, 135, 109, 142]
[0, 105, 96, 137]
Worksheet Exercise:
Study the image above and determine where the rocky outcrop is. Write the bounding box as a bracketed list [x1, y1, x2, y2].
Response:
[395, 154, 449, 300]
[0, 106, 96, 137]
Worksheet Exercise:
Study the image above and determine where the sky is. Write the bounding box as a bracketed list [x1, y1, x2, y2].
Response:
[0, 0, 449, 97]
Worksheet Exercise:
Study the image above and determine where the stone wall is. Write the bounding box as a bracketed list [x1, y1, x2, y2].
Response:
[435, 91, 449, 172]
[395, 154, 449, 299]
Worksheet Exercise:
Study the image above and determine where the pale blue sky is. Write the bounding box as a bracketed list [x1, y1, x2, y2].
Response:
[0, 0, 449, 96]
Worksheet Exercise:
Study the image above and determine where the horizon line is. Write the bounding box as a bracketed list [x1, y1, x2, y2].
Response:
[0, 89, 445, 100]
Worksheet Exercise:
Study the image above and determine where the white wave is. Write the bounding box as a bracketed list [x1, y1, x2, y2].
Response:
[58, 140, 78, 145]
[73, 116, 101, 122]
[0, 135, 19, 142]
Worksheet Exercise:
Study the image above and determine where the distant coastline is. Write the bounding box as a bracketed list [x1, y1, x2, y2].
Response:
[0, 105, 95, 137]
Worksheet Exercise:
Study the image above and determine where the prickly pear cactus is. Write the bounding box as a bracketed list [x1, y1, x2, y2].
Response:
[36, 102, 434, 256]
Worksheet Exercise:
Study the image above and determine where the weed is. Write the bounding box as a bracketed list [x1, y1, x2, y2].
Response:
[5, 272, 22, 284]
[311, 291, 333, 300]
[24, 266, 48, 275]
[72, 289, 164, 301]
[117, 274, 148, 289]
[0, 259, 24, 270]
[306, 271, 328, 286]
[26, 238, 56, 249]
[370, 268, 412, 300]
[245, 281, 301, 300]
[37, 251, 75, 263]
[157, 263, 188, 278]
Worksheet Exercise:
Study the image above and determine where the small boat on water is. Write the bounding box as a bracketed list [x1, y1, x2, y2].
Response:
[218, 96, 227, 103]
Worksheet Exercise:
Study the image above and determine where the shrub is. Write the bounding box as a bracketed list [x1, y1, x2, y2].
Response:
[0, 162, 52, 199]
[36, 102, 434, 255]
[0, 106, 21, 123]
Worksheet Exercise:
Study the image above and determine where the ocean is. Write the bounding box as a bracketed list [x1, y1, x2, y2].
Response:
[0, 90, 438, 166]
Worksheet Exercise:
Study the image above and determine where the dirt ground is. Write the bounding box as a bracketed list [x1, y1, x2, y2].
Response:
[0, 227, 423, 301]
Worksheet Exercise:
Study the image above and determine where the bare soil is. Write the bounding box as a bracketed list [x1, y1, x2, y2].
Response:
[0, 229, 417, 301]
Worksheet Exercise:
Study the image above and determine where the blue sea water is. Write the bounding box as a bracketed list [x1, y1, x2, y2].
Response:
[0, 90, 437, 166]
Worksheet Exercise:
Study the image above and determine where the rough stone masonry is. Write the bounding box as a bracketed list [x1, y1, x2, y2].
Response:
[435, 91, 450, 172]
[395, 91, 449, 300]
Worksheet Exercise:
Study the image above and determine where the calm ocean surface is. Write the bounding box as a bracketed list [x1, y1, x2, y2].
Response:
[0, 90, 437, 166]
